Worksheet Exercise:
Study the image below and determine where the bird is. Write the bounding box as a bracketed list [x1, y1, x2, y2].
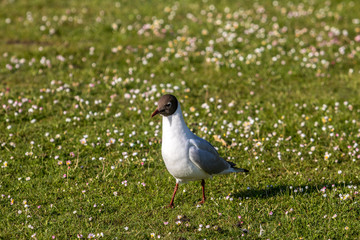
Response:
[151, 94, 249, 208]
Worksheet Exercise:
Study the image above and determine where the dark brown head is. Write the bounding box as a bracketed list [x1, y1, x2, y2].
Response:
[151, 94, 178, 118]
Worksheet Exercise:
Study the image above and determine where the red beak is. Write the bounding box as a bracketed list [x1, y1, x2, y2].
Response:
[151, 109, 160, 118]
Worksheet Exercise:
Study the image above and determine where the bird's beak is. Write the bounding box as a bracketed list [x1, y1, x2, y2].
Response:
[151, 108, 160, 118]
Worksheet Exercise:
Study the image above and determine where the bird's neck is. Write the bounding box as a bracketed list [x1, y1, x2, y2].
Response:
[162, 104, 192, 140]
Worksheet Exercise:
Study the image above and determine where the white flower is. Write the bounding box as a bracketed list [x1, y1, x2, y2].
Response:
[124, 93, 131, 99]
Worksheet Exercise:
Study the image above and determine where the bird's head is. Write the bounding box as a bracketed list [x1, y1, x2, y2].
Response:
[151, 94, 178, 118]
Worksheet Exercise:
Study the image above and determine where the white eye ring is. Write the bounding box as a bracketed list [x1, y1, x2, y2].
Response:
[166, 102, 172, 107]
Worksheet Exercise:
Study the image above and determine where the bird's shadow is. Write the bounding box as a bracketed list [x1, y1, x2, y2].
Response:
[232, 181, 359, 199]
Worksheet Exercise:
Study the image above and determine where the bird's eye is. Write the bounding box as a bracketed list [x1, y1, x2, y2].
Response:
[166, 102, 172, 107]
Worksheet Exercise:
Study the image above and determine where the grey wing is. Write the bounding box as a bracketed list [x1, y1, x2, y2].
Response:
[189, 139, 230, 175]
[190, 137, 219, 157]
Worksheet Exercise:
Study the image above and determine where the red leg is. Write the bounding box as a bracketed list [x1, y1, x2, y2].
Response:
[199, 179, 206, 204]
[168, 183, 179, 208]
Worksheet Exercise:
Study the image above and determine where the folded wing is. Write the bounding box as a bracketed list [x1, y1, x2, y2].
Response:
[188, 138, 230, 175]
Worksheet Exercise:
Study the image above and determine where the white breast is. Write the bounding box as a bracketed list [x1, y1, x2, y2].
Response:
[161, 105, 210, 183]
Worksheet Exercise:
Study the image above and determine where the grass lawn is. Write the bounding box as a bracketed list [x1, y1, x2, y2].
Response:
[1, 0, 360, 239]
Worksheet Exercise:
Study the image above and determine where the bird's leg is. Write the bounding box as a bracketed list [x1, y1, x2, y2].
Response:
[168, 183, 179, 208]
[199, 179, 206, 204]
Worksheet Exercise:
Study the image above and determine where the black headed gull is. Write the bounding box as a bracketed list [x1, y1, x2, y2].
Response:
[151, 94, 249, 208]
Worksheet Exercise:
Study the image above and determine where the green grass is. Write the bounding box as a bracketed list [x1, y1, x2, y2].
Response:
[1, 0, 360, 239]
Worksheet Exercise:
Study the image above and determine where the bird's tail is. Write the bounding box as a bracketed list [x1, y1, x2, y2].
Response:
[233, 167, 249, 173]
[227, 161, 249, 173]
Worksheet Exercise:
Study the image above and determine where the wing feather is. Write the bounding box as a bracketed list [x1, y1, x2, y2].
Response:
[188, 138, 229, 175]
